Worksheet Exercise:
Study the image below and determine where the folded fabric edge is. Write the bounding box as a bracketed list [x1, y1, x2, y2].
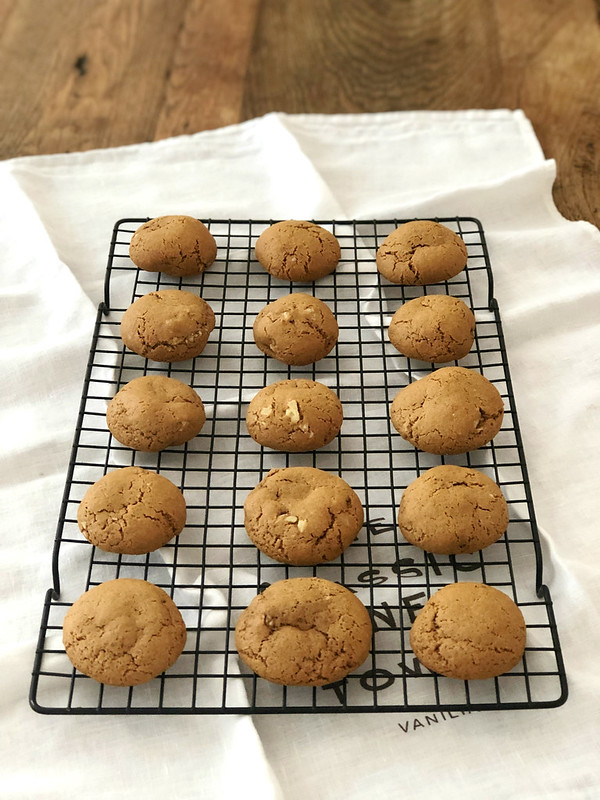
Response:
[351, 159, 600, 234]
[1, 108, 543, 171]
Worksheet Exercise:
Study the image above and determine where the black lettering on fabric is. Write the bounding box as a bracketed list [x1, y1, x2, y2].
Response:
[398, 657, 424, 677]
[391, 558, 423, 579]
[366, 518, 396, 536]
[397, 710, 472, 733]
[321, 680, 346, 705]
[369, 601, 401, 631]
[401, 591, 426, 622]
[359, 668, 395, 692]
[425, 552, 443, 576]
[449, 554, 481, 572]
[357, 568, 388, 586]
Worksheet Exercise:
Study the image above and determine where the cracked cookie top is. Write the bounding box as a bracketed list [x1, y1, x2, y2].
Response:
[246, 379, 343, 452]
[376, 220, 468, 285]
[235, 577, 372, 686]
[77, 466, 187, 554]
[121, 289, 215, 362]
[129, 215, 217, 277]
[106, 375, 206, 452]
[244, 467, 364, 565]
[390, 366, 504, 454]
[63, 578, 187, 686]
[253, 292, 338, 365]
[410, 582, 526, 680]
[388, 294, 475, 363]
[255, 220, 341, 282]
[398, 465, 509, 555]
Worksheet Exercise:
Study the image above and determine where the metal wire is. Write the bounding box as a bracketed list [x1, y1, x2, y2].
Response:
[30, 217, 567, 714]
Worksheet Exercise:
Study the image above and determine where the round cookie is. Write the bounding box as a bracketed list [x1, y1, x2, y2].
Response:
[77, 466, 187, 554]
[129, 215, 217, 277]
[107, 375, 205, 452]
[410, 582, 526, 680]
[63, 578, 187, 686]
[376, 220, 468, 285]
[398, 465, 509, 554]
[255, 220, 341, 282]
[244, 467, 364, 565]
[235, 577, 372, 686]
[120, 289, 215, 362]
[246, 379, 343, 452]
[388, 294, 475, 363]
[390, 366, 504, 454]
[253, 293, 338, 366]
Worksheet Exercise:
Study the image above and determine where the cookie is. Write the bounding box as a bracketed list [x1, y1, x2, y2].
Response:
[255, 220, 341, 282]
[107, 375, 205, 452]
[390, 366, 504, 454]
[376, 220, 468, 285]
[246, 379, 343, 452]
[235, 577, 372, 686]
[120, 289, 215, 362]
[398, 465, 509, 554]
[77, 466, 187, 554]
[129, 215, 217, 277]
[410, 582, 526, 680]
[253, 293, 338, 366]
[244, 467, 364, 565]
[388, 294, 475, 363]
[63, 578, 187, 686]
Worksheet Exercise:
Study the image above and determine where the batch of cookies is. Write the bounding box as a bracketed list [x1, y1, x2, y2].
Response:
[62, 215, 526, 694]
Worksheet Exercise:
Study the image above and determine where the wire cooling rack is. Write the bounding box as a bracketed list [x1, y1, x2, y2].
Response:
[30, 217, 567, 714]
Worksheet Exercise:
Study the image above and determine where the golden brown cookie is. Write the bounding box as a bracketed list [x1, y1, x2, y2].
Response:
[235, 577, 372, 686]
[129, 215, 217, 277]
[246, 379, 343, 452]
[376, 220, 468, 285]
[410, 582, 526, 680]
[253, 293, 338, 365]
[107, 375, 205, 452]
[390, 366, 504, 454]
[63, 578, 187, 686]
[255, 220, 341, 282]
[397, 465, 509, 554]
[77, 466, 187, 554]
[388, 294, 475, 363]
[120, 290, 215, 362]
[244, 467, 364, 565]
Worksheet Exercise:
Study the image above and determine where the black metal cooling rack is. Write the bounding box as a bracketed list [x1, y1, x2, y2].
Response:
[30, 217, 568, 714]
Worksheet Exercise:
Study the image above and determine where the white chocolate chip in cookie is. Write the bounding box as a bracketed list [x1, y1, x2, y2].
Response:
[252, 292, 338, 366]
[285, 400, 301, 423]
[243, 466, 364, 566]
[246, 379, 343, 453]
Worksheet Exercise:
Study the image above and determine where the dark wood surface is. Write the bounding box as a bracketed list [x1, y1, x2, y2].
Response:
[1, 0, 598, 226]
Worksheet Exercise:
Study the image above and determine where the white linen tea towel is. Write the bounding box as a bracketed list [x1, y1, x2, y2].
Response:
[1, 110, 599, 799]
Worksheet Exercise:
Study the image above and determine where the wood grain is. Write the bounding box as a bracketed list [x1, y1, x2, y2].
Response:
[0, 0, 598, 225]
[154, 0, 260, 137]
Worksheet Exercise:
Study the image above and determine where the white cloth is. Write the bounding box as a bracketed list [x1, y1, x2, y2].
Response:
[1, 110, 599, 799]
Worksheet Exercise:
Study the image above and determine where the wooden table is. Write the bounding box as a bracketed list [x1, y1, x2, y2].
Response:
[1, 0, 598, 226]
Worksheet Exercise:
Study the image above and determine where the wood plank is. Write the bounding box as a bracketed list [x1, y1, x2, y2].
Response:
[243, 0, 600, 225]
[494, 0, 600, 222]
[0, 0, 188, 157]
[154, 0, 260, 138]
[242, 0, 502, 114]
[0, 0, 598, 225]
